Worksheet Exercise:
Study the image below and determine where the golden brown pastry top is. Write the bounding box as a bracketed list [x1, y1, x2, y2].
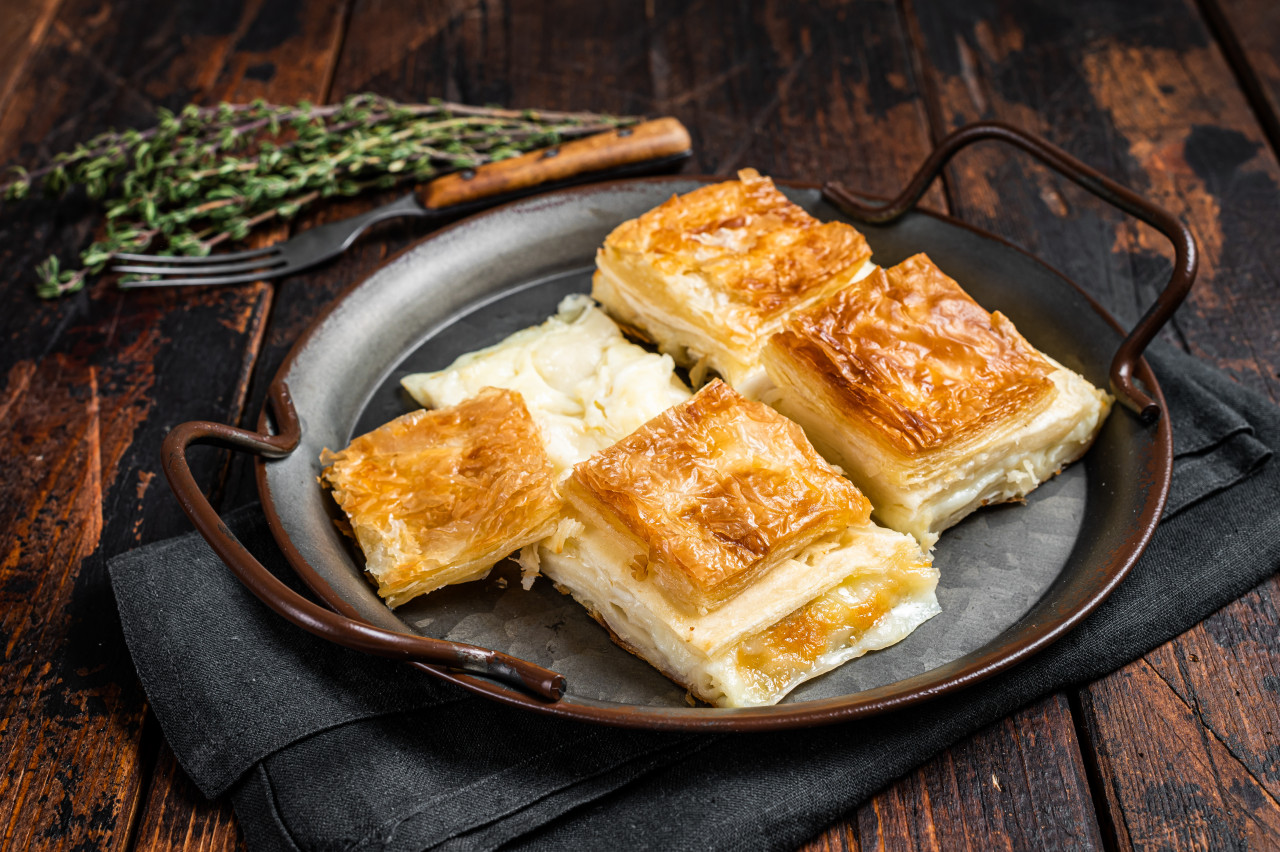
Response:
[767, 253, 1055, 454]
[569, 380, 870, 612]
[602, 169, 872, 319]
[320, 387, 561, 589]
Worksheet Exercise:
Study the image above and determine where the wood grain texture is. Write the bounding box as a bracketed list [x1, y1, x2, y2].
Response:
[421, 117, 692, 208]
[217, 4, 1098, 851]
[1141, 581, 1280, 809]
[797, 694, 1105, 851]
[1078, 659, 1280, 849]
[0, 1, 1275, 849]
[903, 0, 1280, 400]
[0, 0, 64, 119]
[219, 0, 951, 507]
[1202, 0, 1280, 156]
[0, 357, 139, 852]
[129, 749, 244, 852]
[115, 2, 354, 850]
[0, 0, 345, 848]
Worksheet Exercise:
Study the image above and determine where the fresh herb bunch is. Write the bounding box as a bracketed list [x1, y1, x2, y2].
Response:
[1, 94, 637, 298]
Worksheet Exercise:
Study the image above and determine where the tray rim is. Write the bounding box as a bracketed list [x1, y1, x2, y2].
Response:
[254, 174, 1173, 731]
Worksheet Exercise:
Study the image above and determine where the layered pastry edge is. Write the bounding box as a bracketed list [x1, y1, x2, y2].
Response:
[593, 168, 876, 394]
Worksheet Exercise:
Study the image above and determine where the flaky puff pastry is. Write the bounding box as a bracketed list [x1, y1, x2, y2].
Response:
[592, 169, 874, 393]
[763, 253, 1112, 547]
[543, 379, 937, 706]
[320, 388, 561, 608]
[566, 380, 871, 615]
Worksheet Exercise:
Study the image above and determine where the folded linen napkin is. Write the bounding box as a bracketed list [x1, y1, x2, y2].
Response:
[109, 344, 1278, 852]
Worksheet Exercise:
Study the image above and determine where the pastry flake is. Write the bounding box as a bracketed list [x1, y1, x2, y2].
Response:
[567, 379, 871, 615]
[593, 169, 874, 390]
[320, 387, 561, 608]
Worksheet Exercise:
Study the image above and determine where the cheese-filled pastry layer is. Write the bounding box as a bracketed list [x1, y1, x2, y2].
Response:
[320, 388, 561, 608]
[402, 294, 691, 479]
[762, 253, 1112, 548]
[593, 168, 875, 394]
[540, 381, 939, 707]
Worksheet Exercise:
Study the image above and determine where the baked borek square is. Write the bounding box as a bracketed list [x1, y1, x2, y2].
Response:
[320, 387, 561, 607]
[544, 381, 938, 707]
[567, 380, 870, 614]
[762, 253, 1112, 547]
[592, 169, 874, 393]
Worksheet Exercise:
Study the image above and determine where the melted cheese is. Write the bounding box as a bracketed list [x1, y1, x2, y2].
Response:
[402, 295, 691, 477]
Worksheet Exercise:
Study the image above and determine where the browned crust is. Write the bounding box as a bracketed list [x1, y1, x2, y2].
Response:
[569, 380, 870, 612]
[602, 168, 872, 319]
[767, 253, 1056, 454]
[320, 387, 561, 593]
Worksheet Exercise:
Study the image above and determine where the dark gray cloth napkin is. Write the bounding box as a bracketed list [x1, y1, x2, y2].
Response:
[110, 344, 1279, 852]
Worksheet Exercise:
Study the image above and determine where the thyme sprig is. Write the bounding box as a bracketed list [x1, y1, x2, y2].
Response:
[2, 94, 637, 297]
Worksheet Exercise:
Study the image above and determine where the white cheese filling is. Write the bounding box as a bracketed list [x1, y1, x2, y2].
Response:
[401, 294, 691, 478]
[401, 291, 940, 706]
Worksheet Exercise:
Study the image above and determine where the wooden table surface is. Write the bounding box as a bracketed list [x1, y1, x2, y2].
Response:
[3, 1, 1279, 849]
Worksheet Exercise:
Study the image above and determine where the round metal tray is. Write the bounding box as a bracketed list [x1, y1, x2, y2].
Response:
[164, 124, 1193, 730]
[253, 174, 1173, 729]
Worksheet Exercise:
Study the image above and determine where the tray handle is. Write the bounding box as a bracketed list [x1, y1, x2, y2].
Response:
[161, 380, 567, 703]
[822, 121, 1198, 424]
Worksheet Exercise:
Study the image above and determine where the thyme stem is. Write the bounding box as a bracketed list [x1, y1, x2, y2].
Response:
[4, 94, 637, 297]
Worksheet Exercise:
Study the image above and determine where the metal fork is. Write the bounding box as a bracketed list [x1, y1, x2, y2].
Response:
[114, 194, 432, 288]
[111, 118, 692, 288]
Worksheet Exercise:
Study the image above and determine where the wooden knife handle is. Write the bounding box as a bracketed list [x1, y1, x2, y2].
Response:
[420, 117, 692, 210]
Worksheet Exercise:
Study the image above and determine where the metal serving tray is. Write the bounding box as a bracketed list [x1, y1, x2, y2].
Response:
[164, 123, 1193, 731]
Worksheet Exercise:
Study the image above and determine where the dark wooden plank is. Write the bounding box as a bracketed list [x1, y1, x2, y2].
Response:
[901, 0, 1280, 844]
[1201, 0, 1280, 157]
[116, 2, 354, 850]
[1078, 659, 1280, 849]
[0, 0, 63, 118]
[1143, 578, 1280, 804]
[0, 0, 353, 847]
[0, 357, 146, 852]
[128, 749, 244, 852]
[800, 694, 1105, 851]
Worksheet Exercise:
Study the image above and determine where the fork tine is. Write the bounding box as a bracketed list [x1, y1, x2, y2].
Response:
[112, 256, 288, 276]
[113, 245, 281, 264]
[117, 270, 285, 289]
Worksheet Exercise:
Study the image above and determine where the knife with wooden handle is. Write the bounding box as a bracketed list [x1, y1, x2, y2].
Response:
[422, 117, 693, 209]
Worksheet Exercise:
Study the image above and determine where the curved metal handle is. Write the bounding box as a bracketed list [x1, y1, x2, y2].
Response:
[822, 121, 1198, 424]
[160, 379, 567, 702]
